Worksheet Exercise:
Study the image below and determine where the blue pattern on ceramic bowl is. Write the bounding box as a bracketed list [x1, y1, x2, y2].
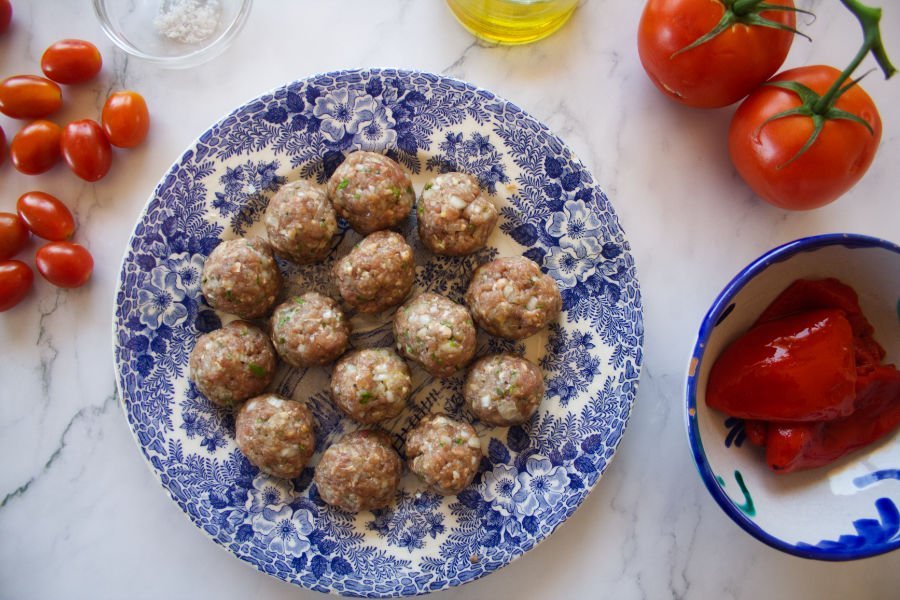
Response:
[112, 69, 644, 596]
[686, 233, 900, 561]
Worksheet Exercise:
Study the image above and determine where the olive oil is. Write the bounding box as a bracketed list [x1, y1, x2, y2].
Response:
[446, 0, 579, 45]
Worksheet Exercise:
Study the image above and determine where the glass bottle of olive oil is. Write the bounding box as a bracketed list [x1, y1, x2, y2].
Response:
[446, 0, 580, 45]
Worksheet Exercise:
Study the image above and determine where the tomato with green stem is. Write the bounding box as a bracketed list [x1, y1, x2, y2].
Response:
[729, 0, 896, 209]
[638, 0, 808, 108]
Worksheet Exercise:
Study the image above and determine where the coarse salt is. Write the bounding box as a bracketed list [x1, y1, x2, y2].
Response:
[155, 0, 222, 45]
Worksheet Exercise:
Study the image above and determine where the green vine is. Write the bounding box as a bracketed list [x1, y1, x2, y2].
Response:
[759, 0, 897, 168]
[673, 0, 813, 57]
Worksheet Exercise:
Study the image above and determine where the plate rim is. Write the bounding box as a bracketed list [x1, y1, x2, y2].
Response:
[111, 67, 645, 595]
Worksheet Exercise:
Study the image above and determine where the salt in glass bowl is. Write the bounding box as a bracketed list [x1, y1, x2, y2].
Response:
[686, 233, 900, 560]
[93, 0, 253, 69]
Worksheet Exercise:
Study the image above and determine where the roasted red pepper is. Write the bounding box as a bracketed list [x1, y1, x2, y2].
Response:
[707, 308, 857, 421]
[766, 366, 900, 472]
[744, 420, 768, 447]
[757, 278, 885, 369]
[707, 278, 900, 473]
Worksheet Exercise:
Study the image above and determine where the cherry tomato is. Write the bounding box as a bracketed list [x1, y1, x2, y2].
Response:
[0, 0, 11, 35]
[0, 212, 29, 260]
[0, 260, 34, 311]
[35, 241, 93, 288]
[102, 91, 150, 148]
[0, 124, 6, 165]
[17, 191, 76, 241]
[638, 0, 797, 108]
[9, 120, 62, 175]
[61, 119, 113, 181]
[729, 65, 882, 210]
[41, 39, 103, 85]
[0, 75, 63, 119]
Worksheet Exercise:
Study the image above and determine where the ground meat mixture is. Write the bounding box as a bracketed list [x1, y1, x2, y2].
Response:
[264, 179, 337, 264]
[464, 353, 545, 426]
[235, 394, 316, 479]
[393, 292, 477, 377]
[405, 414, 482, 495]
[326, 151, 415, 234]
[189, 320, 276, 408]
[331, 348, 412, 424]
[270, 292, 350, 368]
[200, 236, 282, 319]
[334, 230, 415, 313]
[465, 256, 562, 340]
[417, 172, 498, 256]
[314, 430, 402, 512]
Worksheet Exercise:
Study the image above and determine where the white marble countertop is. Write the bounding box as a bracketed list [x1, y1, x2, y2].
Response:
[1, 1, 899, 598]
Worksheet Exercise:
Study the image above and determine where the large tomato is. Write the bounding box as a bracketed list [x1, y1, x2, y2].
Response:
[638, 0, 798, 108]
[728, 65, 882, 210]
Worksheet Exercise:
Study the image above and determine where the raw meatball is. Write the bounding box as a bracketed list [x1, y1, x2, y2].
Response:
[334, 230, 415, 313]
[393, 293, 476, 377]
[326, 151, 415, 234]
[417, 172, 498, 256]
[314, 430, 402, 512]
[200, 237, 281, 319]
[264, 179, 337, 264]
[405, 414, 482, 495]
[235, 394, 316, 479]
[464, 353, 545, 426]
[189, 320, 276, 408]
[465, 256, 562, 340]
[331, 348, 412, 424]
[271, 292, 349, 368]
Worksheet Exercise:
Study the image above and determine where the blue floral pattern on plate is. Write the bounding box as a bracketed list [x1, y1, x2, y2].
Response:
[113, 69, 644, 597]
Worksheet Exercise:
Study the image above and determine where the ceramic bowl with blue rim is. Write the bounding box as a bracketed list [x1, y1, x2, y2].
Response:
[686, 233, 900, 561]
[112, 69, 643, 596]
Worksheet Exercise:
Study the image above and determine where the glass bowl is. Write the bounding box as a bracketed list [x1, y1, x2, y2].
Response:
[685, 233, 900, 560]
[93, 0, 253, 69]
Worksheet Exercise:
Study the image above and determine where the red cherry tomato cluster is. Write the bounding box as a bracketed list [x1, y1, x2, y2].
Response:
[0, 36, 150, 181]
[638, 0, 894, 210]
[0, 191, 93, 311]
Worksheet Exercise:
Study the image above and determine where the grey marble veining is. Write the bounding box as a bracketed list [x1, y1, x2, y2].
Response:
[1, 1, 899, 598]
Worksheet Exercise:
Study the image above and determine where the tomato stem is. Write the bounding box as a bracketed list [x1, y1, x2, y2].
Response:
[672, 0, 813, 58]
[813, 0, 896, 113]
[731, 0, 767, 14]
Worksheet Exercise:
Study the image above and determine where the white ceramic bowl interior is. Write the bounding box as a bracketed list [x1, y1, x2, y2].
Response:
[686, 233, 900, 560]
[93, 0, 253, 68]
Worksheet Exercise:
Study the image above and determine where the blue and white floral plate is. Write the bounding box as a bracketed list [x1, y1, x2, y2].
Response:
[113, 69, 643, 596]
